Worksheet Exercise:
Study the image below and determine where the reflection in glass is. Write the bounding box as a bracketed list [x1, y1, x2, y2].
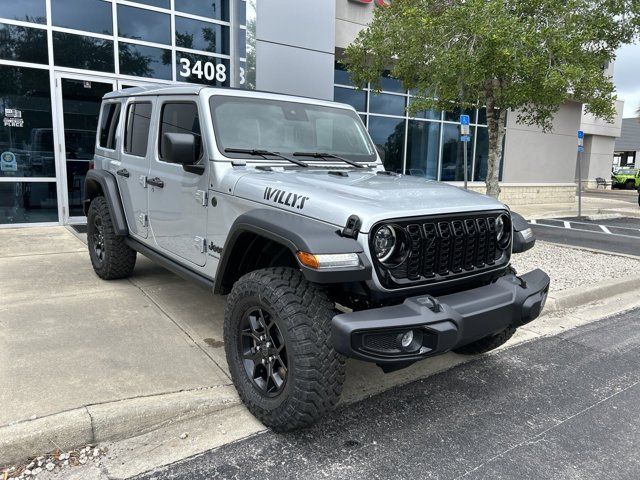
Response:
[175, 0, 229, 22]
[176, 52, 230, 87]
[0, 65, 55, 178]
[406, 121, 439, 179]
[368, 116, 405, 173]
[334, 62, 354, 86]
[175, 16, 230, 54]
[0, 182, 58, 224]
[61, 79, 113, 216]
[444, 107, 475, 123]
[52, 0, 112, 35]
[117, 5, 170, 45]
[441, 123, 473, 181]
[369, 93, 406, 116]
[379, 72, 404, 93]
[53, 32, 114, 72]
[473, 127, 503, 181]
[128, 0, 170, 8]
[0, 23, 48, 64]
[334, 87, 366, 113]
[119, 43, 172, 80]
[0, 0, 46, 24]
[408, 97, 440, 120]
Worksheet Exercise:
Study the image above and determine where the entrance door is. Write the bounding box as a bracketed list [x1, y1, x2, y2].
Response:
[54, 73, 115, 223]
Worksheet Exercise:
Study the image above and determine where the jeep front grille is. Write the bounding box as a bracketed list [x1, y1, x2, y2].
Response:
[370, 211, 510, 289]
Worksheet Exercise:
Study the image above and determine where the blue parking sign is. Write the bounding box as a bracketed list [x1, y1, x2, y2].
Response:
[460, 115, 470, 125]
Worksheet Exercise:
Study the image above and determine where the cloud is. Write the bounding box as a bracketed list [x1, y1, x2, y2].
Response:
[613, 43, 640, 118]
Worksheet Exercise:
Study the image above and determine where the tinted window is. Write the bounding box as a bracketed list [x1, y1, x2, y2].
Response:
[98, 103, 121, 150]
[159, 103, 202, 160]
[119, 43, 172, 80]
[118, 5, 170, 45]
[334, 62, 354, 86]
[440, 123, 473, 181]
[379, 73, 404, 93]
[334, 87, 366, 113]
[369, 93, 405, 116]
[175, 16, 229, 54]
[444, 107, 475, 123]
[0, 65, 54, 178]
[408, 97, 440, 120]
[124, 103, 152, 157]
[175, 0, 229, 21]
[406, 120, 439, 179]
[368, 116, 405, 173]
[0, 182, 58, 224]
[0, 0, 46, 24]
[0, 23, 48, 64]
[53, 32, 114, 72]
[128, 0, 170, 8]
[51, 0, 112, 34]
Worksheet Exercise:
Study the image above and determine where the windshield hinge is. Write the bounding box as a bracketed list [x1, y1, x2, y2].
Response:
[342, 215, 361, 239]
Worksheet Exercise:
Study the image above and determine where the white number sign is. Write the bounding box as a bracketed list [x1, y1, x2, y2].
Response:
[179, 58, 227, 83]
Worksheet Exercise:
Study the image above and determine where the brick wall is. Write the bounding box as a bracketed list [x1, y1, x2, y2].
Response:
[449, 183, 576, 205]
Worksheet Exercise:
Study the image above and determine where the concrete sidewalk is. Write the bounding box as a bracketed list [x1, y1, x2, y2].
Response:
[510, 193, 638, 219]
[2, 225, 640, 469]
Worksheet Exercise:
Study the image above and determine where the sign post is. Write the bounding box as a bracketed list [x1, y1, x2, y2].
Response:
[460, 115, 471, 190]
[577, 130, 584, 218]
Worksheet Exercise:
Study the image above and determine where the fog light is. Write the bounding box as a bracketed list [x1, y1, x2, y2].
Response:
[400, 330, 414, 348]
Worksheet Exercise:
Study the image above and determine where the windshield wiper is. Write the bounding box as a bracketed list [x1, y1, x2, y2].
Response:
[224, 148, 308, 167]
[292, 152, 366, 169]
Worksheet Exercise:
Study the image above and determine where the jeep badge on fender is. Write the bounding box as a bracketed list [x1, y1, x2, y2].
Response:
[84, 85, 549, 432]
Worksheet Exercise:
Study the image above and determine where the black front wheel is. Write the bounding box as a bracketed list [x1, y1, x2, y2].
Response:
[224, 267, 345, 432]
[87, 196, 137, 280]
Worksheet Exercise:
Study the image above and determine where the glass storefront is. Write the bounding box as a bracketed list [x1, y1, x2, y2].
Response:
[334, 63, 504, 181]
[0, 0, 248, 225]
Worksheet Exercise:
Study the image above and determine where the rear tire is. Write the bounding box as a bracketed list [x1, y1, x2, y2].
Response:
[87, 196, 136, 280]
[625, 180, 635, 190]
[224, 267, 345, 431]
[453, 327, 516, 355]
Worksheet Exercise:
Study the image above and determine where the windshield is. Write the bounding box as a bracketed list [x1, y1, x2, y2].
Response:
[617, 169, 636, 175]
[210, 96, 376, 162]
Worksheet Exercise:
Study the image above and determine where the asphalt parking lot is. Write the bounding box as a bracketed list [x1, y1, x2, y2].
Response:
[530, 216, 640, 256]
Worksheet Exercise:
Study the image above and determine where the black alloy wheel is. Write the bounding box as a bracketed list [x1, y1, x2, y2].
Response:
[91, 216, 105, 267]
[239, 307, 288, 396]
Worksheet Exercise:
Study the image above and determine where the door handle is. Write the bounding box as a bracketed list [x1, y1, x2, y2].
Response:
[147, 177, 164, 188]
[116, 168, 130, 178]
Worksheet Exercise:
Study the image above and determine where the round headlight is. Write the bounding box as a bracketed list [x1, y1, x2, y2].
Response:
[372, 225, 410, 268]
[495, 214, 511, 249]
[373, 225, 396, 262]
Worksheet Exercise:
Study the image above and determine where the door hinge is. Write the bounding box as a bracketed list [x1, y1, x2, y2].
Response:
[194, 236, 206, 253]
[138, 213, 149, 227]
[139, 175, 148, 188]
[195, 190, 208, 206]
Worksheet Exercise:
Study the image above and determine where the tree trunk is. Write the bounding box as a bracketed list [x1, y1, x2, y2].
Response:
[485, 96, 506, 199]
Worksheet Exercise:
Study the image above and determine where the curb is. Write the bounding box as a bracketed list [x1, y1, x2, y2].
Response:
[542, 275, 640, 315]
[3, 276, 640, 468]
[0, 387, 239, 468]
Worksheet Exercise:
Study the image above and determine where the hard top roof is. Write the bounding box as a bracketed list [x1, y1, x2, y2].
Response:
[102, 84, 350, 110]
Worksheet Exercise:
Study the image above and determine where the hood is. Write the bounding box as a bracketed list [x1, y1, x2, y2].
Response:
[231, 169, 507, 233]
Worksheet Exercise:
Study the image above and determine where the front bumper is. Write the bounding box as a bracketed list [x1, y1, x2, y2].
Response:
[331, 269, 550, 365]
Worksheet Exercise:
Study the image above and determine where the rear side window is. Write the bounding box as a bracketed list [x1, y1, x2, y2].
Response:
[124, 102, 152, 157]
[158, 102, 203, 160]
[98, 103, 121, 149]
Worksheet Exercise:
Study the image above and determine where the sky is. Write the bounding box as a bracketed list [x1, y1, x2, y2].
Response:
[614, 43, 640, 119]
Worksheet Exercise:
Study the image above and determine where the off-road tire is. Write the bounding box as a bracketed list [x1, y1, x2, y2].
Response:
[625, 180, 635, 190]
[224, 267, 345, 431]
[87, 196, 136, 280]
[453, 326, 517, 355]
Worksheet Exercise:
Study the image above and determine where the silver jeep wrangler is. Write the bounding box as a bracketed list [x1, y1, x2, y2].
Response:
[84, 85, 550, 431]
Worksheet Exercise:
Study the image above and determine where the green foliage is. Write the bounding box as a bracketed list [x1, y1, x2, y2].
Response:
[345, 0, 639, 129]
[344, 0, 639, 197]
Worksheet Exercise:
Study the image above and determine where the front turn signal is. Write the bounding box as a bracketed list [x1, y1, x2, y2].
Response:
[296, 252, 360, 270]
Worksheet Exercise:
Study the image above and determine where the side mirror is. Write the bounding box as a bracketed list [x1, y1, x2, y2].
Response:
[162, 132, 204, 175]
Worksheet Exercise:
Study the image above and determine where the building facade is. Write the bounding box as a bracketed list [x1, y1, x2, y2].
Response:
[614, 118, 640, 169]
[256, 0, 623, 205]
[0, 0, 623, 227]
[0, 0, 247, 226]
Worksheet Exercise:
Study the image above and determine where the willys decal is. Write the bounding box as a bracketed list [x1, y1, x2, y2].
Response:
[264, 187, 309, 210]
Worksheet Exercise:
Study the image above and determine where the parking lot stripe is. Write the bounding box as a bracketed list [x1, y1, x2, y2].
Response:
[531, 222, 640, 240]
[529, 219, 537, 224]
[564, 221, 571, 229]
[600, 225, 612, 234]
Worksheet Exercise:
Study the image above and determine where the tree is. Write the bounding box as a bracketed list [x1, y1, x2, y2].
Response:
[344, 0, 640, 198]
